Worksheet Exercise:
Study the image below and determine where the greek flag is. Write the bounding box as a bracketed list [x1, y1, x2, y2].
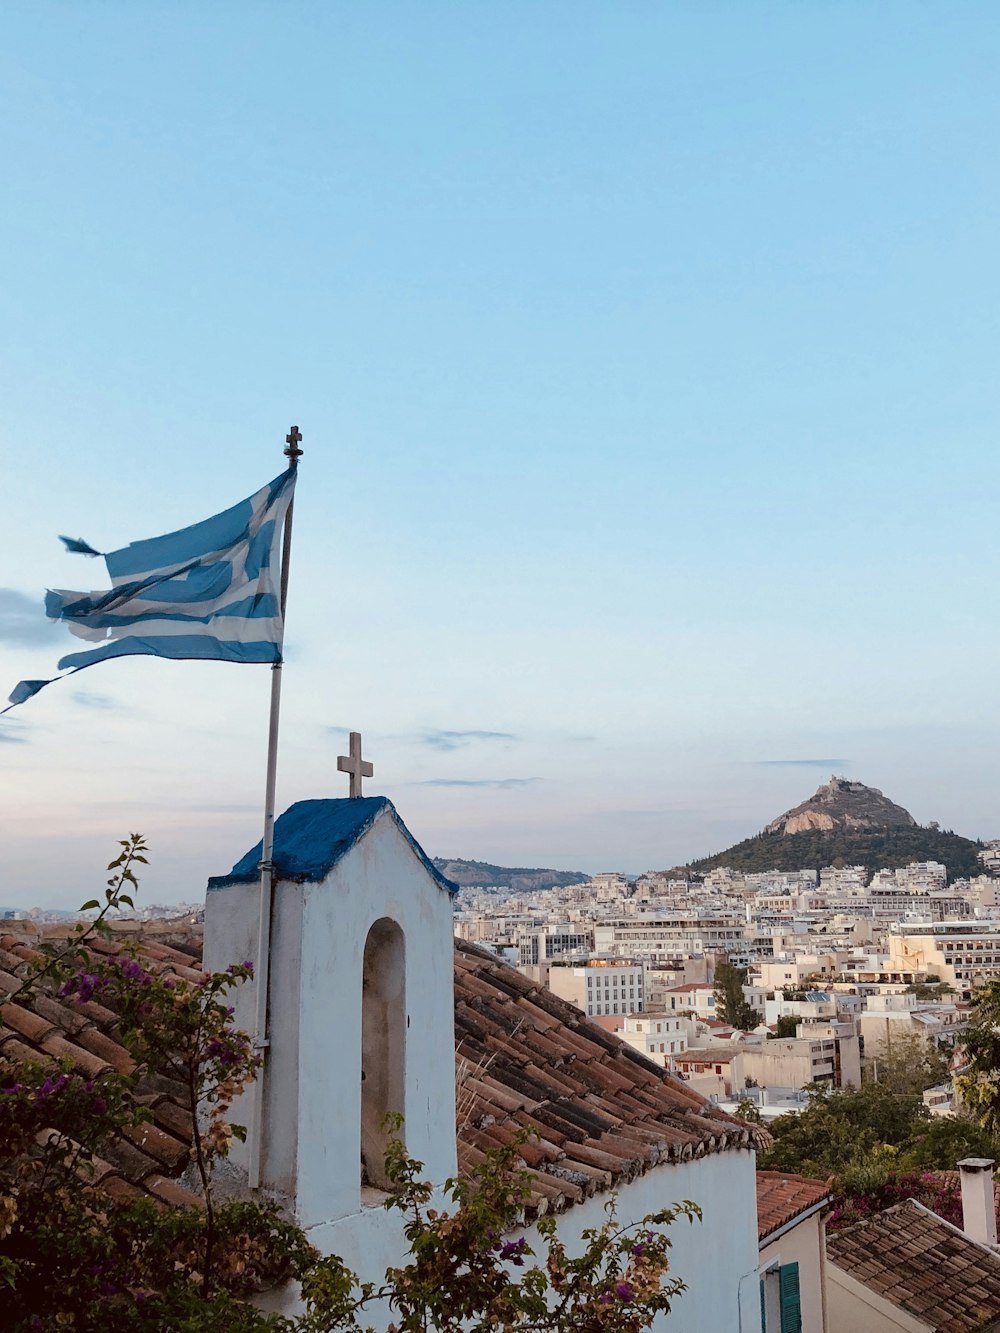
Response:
[6, 468, 296, 712]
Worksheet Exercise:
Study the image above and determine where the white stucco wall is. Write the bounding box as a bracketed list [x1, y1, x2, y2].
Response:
[519, 1148, 763, 1333]
[204, 805, 458, 1227]
[760, 1211, 827, 1333]
[266, 1147, 762, 1333]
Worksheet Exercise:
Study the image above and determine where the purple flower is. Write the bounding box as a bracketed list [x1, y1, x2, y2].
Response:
[34, 1072, 71, 1107]
[205, 1036, 242, 1067]
[598, 1292, 614, 1305]
[631, 1242, 646, 1257]
[498, 1238, 528, 1266]
[615, 1282, 635, 1302]
[116, 957, 152, 985]
[61, 972, 109, 1005]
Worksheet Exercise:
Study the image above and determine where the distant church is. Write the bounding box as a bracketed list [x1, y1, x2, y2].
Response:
[205, 776, 765, 1330]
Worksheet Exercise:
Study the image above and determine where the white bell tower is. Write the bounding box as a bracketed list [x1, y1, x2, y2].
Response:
[204, 795, 458, 1238]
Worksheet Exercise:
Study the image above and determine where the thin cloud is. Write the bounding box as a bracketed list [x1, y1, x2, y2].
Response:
[416, 777, 539, 789]
[420, 729, 517, 752]
[0, 728, 28, 744]
[72, 692, 118, 711]
[754, 759, 848, 768]
[0, 589, 59, 646]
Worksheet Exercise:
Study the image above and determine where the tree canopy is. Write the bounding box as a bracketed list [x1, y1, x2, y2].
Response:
[689, 827, 982, 880]
[712, 959, 760, 1031]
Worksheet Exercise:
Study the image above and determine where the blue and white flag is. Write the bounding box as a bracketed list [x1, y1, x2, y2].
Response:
[5, 468, 296, 712]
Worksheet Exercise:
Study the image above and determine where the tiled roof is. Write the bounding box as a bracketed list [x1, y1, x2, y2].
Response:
[0, 929, 202, 1209]
[454, 940, 768, 1217]
[3, 927, 766, 1222]
[756, 1170, 830, 1242]
[827, 1198, 1000, 1333]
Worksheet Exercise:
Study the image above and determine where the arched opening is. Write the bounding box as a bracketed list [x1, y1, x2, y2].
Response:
[361, 916, 406, 1190]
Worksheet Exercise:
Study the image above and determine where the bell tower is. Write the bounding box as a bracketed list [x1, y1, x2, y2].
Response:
[204, 796, 458, 1232]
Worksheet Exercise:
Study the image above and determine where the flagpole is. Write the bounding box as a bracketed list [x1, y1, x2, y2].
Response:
[249, 425, 303, 1191]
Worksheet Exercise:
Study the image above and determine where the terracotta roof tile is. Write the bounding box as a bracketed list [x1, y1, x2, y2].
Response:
[74, 1025, 137, 1074]
[39, 1031, 111, 1078]
[454, 940, 766, 1217]
[0, 928, 199, 1212]
[756, 1171, 830, 1241]
[145, 1174, 204, 1209]
[123, 1121, 190, 1173]
[101, 1174, 151, 1205]
[0, 1001, 56, 1044]
[828, 1198, 1000, 1333]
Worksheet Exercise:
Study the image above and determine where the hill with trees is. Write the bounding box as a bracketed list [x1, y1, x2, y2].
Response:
[689, 777, 983, 880]
[690, 825, 983, 880]
[432, 857, 589, 892]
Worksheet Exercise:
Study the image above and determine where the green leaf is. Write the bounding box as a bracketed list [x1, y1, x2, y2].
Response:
[79, 900, 100, 912]
[118, 895, 134, 909]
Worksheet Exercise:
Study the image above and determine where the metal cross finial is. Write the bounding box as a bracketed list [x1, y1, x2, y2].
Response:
[284, 425, 304, 462]
[337, 731, 373, 798]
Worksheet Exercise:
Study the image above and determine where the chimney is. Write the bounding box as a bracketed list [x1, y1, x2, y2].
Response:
[958, 1158, 998, 1246]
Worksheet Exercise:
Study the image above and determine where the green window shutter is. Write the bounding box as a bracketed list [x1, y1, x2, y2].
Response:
[779, 1262, 801, 1333]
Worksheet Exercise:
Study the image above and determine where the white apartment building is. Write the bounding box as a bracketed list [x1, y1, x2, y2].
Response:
[887, 921, 1000, 992]
[592, 914, 746, 963]
[547, 957, 645, 1017]
[588, 873, 632, 901]
[759, 954, 843, 990]
[620, 1013, 687, 1067]
[739, 1022, 860, 1091]
[859, 991, 964, 1058]
[516, 924, 594, 966]
[662, 983, 718, 1020]
[819, 865, 869, 896]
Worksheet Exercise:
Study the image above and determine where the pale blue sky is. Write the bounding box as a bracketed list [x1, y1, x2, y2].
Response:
[2, 4, 998, 905]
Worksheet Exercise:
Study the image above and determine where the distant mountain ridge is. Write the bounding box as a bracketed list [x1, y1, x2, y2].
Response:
[432, 858, 589, 893]
[689, 776, 983, 881]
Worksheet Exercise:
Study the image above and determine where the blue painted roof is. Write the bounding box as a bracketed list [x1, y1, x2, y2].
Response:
[207, 796, 458, 895]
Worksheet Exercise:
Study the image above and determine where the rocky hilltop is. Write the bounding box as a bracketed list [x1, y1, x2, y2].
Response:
[764, 775, 917, 836]
[432, 858, 589, 893]
[690, 778, 982, 880]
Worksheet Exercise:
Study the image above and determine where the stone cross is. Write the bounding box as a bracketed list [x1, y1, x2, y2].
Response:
[337, 731, 373, 798]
